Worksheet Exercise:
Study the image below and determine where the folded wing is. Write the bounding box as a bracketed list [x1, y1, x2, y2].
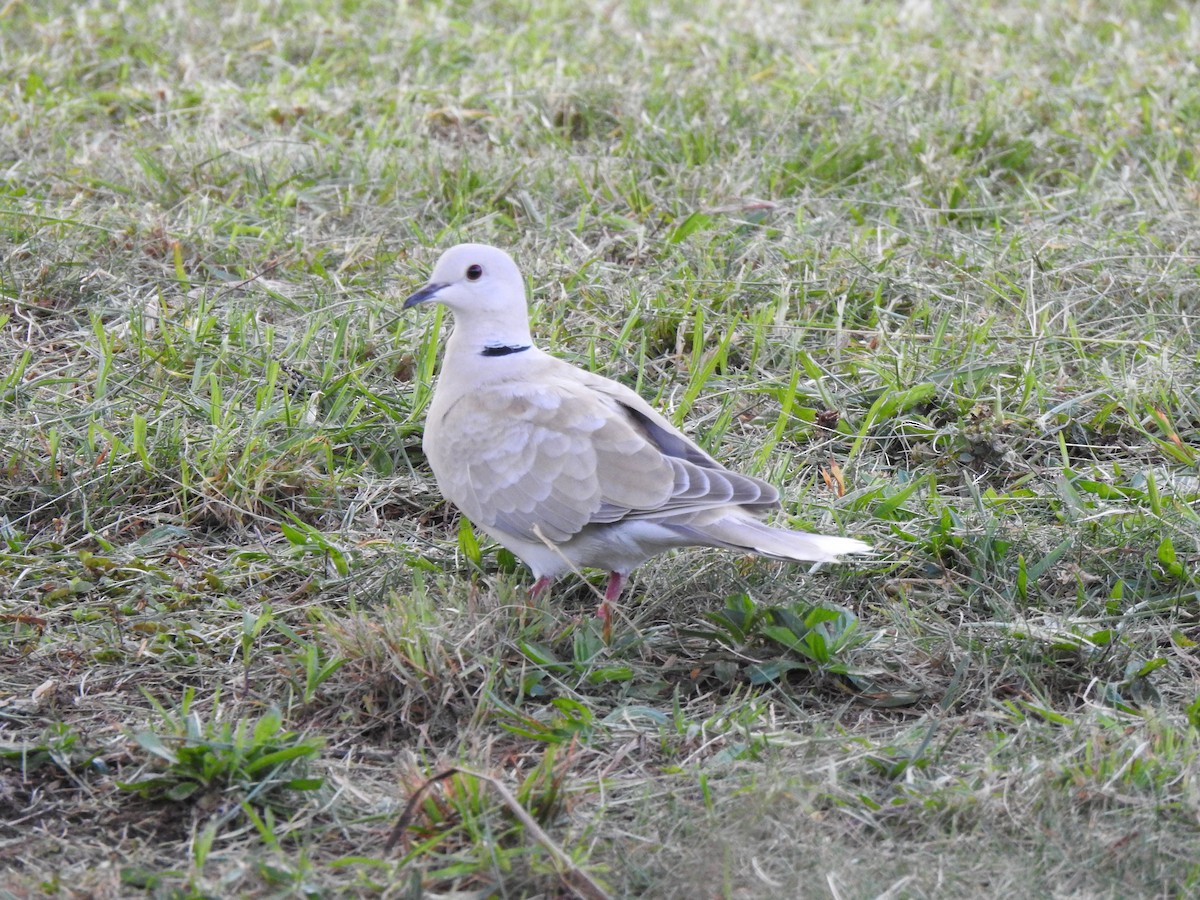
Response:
[425, 361, 781, 544]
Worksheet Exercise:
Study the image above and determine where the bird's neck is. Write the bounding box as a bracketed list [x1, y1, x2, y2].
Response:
[446, 314, 535, 359]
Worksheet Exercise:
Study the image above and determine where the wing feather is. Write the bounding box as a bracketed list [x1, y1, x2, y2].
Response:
[424, 358, 782, 545]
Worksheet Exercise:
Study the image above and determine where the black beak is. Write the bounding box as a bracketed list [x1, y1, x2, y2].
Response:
[402, 282, 447, 309]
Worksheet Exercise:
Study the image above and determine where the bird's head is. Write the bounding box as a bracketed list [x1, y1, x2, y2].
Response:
[403, 243, 535, 354]
[403, 243, 528, 321]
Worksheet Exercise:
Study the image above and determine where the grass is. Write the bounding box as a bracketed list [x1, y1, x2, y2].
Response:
[2, 0, 1199, 896]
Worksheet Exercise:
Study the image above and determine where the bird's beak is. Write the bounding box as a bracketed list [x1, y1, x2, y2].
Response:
[402, 282, 447, 309]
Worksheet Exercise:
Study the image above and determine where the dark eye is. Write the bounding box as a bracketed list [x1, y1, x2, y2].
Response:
[466, 264, 483, 281]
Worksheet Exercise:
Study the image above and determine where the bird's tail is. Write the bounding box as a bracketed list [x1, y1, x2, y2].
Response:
[678, 513, 871, 563]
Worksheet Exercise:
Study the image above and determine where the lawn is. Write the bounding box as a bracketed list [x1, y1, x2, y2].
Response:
[1, 0, 1198, 896]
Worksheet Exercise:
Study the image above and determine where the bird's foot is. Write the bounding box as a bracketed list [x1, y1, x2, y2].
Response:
[596, 599, 612, 643]
[596, 571, 627, 643]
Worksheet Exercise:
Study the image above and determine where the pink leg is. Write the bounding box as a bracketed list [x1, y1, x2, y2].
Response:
[597, 572, 627, 638]
[605, 573, 626, 601]
[530, 576, 552, 600]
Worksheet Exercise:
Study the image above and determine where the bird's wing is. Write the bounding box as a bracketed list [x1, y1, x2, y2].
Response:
[425, 359, 779, 544]
[575, 367, 780, 520]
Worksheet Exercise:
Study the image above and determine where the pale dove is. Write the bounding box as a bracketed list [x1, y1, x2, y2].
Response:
[403, 244, 870, 622]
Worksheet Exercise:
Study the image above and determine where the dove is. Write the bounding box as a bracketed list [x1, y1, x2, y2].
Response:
[403, 243, 870, 625]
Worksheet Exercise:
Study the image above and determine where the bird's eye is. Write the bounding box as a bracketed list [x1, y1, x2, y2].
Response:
[466, 264, 483, 281]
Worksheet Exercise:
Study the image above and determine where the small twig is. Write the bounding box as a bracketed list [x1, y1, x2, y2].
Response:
[383, 768, 459, 854]
[385, 766, 611, 900]
[209, 257, 285, 303]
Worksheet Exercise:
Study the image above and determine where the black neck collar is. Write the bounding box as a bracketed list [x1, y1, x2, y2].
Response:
[480, 344, 531, 357]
